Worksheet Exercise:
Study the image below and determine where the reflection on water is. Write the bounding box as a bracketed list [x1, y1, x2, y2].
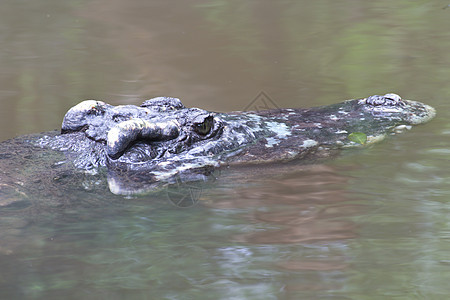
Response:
[1, 0, 450, 299]
[207, 165, 357, 296]
[210, 166, 358, 244]
[0, 160, 382, 298]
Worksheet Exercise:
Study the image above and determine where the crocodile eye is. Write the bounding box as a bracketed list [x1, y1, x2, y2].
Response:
[193, 116, 214, 135]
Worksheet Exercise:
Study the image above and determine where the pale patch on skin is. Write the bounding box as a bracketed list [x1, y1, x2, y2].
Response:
[300, 139, 318, 148]
[263, 121, 292, 148]
[72, 100, 105, 112]
[61, 100, 109, 132]
[266, 121, 291, 139]
[393, 124, 412, 134]
[265, 137, 278, 148]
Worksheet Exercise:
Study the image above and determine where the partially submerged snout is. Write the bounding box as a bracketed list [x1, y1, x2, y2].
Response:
[37, 93, 435, 191]
[358, 93, 436, 125]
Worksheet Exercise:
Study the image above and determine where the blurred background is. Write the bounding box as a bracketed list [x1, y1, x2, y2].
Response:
[1, 0, 449, 140]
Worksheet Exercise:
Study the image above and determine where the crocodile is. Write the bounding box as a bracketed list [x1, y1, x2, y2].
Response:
[0, 93, 436, 197]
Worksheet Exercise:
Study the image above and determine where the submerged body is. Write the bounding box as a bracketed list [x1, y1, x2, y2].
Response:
[0, 93, 436, 196]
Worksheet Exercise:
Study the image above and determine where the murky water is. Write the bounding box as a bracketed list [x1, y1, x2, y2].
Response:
[1, 0, 450, 299]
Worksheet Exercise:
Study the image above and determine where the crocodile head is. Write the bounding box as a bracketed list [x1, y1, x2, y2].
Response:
[39, 93, 435, 194]
[57, 97, 264, 175]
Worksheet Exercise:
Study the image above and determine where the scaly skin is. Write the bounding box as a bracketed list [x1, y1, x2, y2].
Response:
[0, 93, 436, 196]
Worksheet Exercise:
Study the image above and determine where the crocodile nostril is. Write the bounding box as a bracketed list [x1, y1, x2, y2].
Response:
[363, 93, 404, 106]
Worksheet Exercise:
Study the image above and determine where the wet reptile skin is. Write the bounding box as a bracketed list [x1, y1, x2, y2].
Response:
[0, 93, 436, 195]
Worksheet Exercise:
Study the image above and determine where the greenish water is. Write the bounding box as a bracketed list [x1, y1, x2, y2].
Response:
[1, 0, 450, 299]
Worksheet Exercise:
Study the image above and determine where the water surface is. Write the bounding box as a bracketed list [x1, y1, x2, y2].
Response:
[0, 1, 450, 299]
